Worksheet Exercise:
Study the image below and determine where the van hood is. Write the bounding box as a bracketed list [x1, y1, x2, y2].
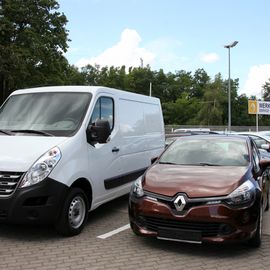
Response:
[0, 136, 68, 172]
[143, 164, 248, 198]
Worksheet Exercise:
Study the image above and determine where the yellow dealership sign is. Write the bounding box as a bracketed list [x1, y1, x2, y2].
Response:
[248, 100, 257, 114]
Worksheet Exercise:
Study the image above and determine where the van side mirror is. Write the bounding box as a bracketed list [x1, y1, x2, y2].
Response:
[87, 120, 111, 144]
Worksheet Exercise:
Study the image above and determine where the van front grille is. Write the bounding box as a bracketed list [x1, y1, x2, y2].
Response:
[0, 172, 24, 197]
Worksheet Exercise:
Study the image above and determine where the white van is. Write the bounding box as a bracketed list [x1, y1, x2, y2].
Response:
[0, 86, 165, 235]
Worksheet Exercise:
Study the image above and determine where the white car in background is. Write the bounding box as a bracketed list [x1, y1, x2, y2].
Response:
[258, 131, 270, 137]
[237, 132, 270, 151]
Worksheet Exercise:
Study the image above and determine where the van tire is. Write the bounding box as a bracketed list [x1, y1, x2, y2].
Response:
[55, 188, 89, 236]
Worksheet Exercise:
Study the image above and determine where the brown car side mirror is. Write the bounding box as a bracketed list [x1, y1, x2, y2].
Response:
[259, 159, 270, 169]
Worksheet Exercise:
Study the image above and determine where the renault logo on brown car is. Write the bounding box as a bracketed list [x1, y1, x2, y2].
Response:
[174, 195, 186, 212]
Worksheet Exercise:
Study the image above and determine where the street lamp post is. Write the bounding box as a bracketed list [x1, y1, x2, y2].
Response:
[224, 41, 238, 133]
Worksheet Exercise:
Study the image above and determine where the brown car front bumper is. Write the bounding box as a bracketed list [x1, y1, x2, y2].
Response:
[129, 194, 260, 244]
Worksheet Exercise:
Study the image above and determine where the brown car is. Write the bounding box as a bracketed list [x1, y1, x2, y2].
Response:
[129, 135, 270, 247]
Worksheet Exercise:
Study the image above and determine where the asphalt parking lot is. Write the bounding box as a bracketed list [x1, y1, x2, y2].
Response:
[0, 194, 270, 270]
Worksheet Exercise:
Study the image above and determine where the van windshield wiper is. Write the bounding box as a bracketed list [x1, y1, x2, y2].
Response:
[11, 129, 54, 137]
[0, 129, 12, 135]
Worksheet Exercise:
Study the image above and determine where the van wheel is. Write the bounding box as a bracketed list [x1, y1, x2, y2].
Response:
[55, 188, 88, 236]
[248, 204, 262, 248]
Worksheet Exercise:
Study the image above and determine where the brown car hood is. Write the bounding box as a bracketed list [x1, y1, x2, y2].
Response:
[143, 164, 249, 198]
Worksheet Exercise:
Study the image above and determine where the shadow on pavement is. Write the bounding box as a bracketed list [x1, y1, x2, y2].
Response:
[0, 194, 129, 241]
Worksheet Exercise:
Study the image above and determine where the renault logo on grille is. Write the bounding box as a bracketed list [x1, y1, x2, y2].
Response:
[174, 195, 186, 212]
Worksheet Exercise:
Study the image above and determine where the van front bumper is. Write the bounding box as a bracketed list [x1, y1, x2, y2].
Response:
[0, 177, 68, 224]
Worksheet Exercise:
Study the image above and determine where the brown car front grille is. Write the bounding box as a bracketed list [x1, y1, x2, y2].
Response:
[140, 216, 235, 237]
[0, 171, 24, 197]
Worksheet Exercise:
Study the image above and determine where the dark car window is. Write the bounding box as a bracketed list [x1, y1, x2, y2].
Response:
[251, 141, 261, 173]
[90, 97, 114, 130]
[249, 135, 267, 149]
[160, 138, 249, 166]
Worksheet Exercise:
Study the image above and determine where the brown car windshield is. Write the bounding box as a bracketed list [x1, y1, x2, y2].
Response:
[159, 138, 250, 166]
[0, 92, 92, 137]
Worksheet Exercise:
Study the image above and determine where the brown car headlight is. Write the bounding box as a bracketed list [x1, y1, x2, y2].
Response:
[225, 180, 256, 207]
[132, 176, 144, 198]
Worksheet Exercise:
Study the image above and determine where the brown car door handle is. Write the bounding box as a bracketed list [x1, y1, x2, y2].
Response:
[112, 147, 120, 152]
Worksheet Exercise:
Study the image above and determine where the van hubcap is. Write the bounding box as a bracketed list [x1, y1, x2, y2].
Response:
[68, 196, 86, 229]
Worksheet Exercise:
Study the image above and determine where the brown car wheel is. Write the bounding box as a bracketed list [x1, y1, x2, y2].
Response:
[248, 204, 263, 248]
[266, 193, 269, 211]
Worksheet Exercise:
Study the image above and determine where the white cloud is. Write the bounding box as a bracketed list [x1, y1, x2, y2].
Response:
[199, 52, 219, 63]
[145, 37, 186, 71]
[76, 29, 155, 69]
[241, 64, 270, 98]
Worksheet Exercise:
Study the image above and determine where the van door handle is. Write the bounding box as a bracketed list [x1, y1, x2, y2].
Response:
[112, 147, 120, 153]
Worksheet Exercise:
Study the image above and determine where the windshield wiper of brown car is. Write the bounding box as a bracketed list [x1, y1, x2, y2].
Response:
[159, 161, 178, 165]
[11, 129, 54, 137]
[0, 129, 13, 135]
[196, 162, 221, 166]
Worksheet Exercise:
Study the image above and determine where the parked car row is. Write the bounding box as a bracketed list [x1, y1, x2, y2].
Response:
[1, 86, 270, 249]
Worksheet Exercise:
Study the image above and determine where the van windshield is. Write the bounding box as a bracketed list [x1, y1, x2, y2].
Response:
[0, 92, 92, 137]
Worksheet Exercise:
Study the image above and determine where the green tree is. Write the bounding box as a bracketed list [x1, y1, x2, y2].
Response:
[174, 70, 193, 100]
[64, 65, 87, 85]
[191, 68, 210, 99]
[82, 65, 128, 90]
[0, 0, 69, 102]
[82, 64, 101, 86]
[162, 92, 201, 125]
[233, 94, 256, 126]
[80, 63, 255, 126]
[126, 66, 153, 95]
[194, 73, 226, 125]
[262, 78, 270, 100]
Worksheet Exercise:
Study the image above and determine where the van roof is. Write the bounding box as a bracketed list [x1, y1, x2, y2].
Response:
[10, 85, 160, 104]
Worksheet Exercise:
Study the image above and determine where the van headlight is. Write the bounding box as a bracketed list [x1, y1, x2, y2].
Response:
[131, 176, 144, 198]
[225, 180, 256, 207]
[20, 147, 61, 188]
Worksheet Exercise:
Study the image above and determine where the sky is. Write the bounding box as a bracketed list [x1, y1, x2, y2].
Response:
[58, 0, 270, 98]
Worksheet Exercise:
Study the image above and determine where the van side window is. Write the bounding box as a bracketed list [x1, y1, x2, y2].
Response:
[90, 97, 114, 130]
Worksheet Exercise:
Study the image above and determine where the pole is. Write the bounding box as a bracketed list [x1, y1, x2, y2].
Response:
[140, 58, 143, 68]
[149, 82, 152, 96]
[224, 41, 238, 133]
[228, 47, 231, 133]
[256, 109, 258, 132]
